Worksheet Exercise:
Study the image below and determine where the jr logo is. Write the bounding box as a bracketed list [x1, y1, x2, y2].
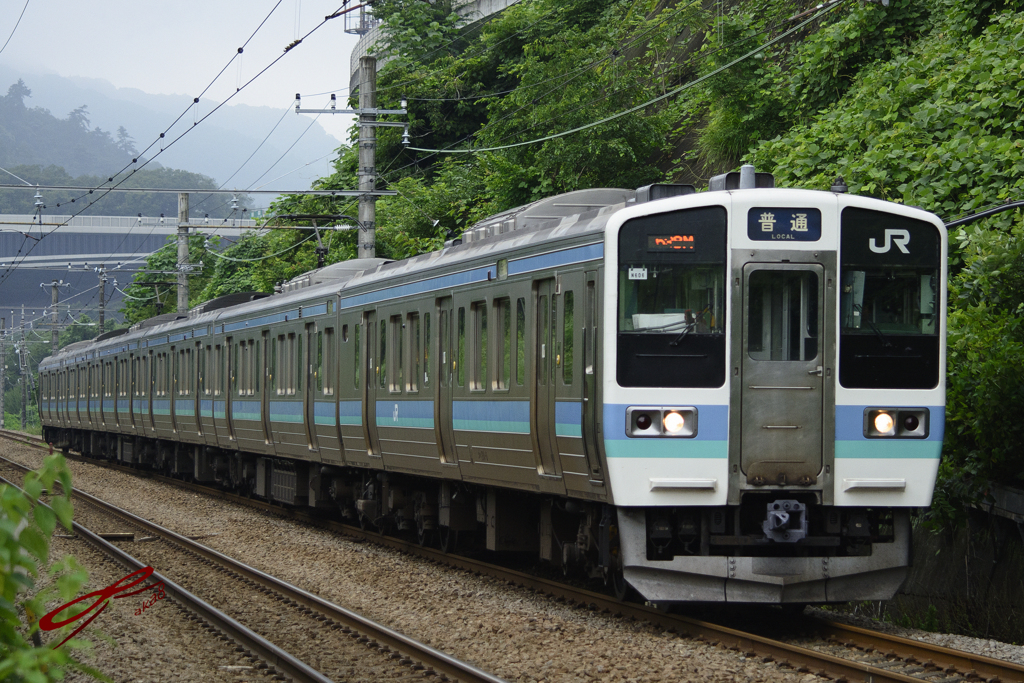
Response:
[869, 229, 911, 254]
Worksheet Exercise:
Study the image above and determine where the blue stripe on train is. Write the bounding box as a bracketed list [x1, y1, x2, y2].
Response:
[375, 400, 434, 429]
[453, 400, 529, 433]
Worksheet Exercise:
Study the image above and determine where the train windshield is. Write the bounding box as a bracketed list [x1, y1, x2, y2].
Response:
[616, 206, 727, 388]
[839, 208, 941, 389]
[618, 264, 724, 335]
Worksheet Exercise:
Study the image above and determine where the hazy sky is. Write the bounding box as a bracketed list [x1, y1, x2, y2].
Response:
[0, 0, 366, 142]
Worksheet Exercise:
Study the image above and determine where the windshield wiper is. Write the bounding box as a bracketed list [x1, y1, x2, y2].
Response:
[670, 306, 710, 346]
[853, 304, 895, 350]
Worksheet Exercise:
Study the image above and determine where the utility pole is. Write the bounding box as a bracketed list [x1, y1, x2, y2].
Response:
[178, 192, 190, 313]
[98, 265, 107, 334]
[50, 280, 60, 354]
[358, 55, 377, 259]
[20, 304, 26, 430]
[294, 58, 406, 261]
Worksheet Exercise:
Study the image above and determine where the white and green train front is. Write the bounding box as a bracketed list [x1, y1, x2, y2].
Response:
[601, 187, 946, 603]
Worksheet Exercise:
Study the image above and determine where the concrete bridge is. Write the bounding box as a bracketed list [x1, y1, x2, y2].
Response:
[0, 213, 256, 332]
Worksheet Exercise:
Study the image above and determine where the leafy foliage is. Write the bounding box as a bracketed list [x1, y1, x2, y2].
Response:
[0, 453, 105, 680]
[929, 223, 1024, 527]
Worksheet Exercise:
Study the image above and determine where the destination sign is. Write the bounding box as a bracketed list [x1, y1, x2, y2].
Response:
[647, 234, 695, 251]
[747, 208, 822, 242]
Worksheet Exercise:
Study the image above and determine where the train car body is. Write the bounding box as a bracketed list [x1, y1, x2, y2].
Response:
[40, 170, 947, 605]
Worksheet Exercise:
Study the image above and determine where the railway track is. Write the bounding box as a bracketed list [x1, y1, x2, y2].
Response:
[5, 429, 1023, 683]
[0, 443, 508, 683]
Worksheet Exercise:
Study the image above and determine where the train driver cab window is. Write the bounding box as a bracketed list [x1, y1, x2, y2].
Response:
[747, 271, 819, 361]
[839, 207, 941, 389]
[617, 206, 727, 388]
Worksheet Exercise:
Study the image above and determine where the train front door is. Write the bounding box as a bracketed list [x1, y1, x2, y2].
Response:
[435, 296, 457, 463]
[740, 262, 825, 486]
[532, 278, 560, 476]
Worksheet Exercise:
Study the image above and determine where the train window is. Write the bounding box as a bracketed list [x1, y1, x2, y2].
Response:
[495, 298, 511, 390]
[342, 324, 348, 343]
[233, 343, 240, 395]
[295, 334, 303, 393]
[379, 319, 387, 390]
[409, 314, 420, 393]
[457, 307, 465, 387]
[353, 323, 361, 389]
[323, 329, 335, 396]
[439, 310, 449, 389]
[470, 302, 487, 391]
[586, 280, 597, 375]
[254, 341, 260, 394]
[315, 332, 323, 392]
[422, 312, 430, 388]
[563, 291, 574, 385]
[198, 347, 205, 395]
[617, 206, 727, 388]
[215, 346, 223, 396]
[839, 207, 941, 389]
[390, 315, 403, 394]
[747, 271, 819, 361]
[516, 298, 526, 385]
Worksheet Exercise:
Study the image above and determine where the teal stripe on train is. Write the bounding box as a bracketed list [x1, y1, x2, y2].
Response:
[835, 441, 942, 459]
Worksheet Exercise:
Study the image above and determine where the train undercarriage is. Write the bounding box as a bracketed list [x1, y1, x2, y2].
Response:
[49, 426, 911, 604]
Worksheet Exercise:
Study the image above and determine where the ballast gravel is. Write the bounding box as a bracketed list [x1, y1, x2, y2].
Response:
[8, 441, 1024, 682]
[32, 513, 280, 682]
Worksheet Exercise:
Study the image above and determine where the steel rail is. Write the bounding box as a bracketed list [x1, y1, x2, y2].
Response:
[814, 619, 1024, 683]
[0, 469, 332, 683]
[0, 451, 508, 683]
[6, 432, 1022, 683]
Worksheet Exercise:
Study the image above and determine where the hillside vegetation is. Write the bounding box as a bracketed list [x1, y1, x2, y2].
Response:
[134, 0, 1024, 524]
[0, 79, 235, 217]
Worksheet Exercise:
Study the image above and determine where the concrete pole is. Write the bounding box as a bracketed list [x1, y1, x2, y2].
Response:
[98, 265, 106, 334]
[51, 280, 59, 355]
[1, 318, 5, 429]
[177, 192, 190, 313]
[357, 55, 377, 259]
[20, 304, 27, 429]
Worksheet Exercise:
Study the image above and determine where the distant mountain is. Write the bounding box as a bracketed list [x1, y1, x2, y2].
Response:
[0, 65, 348, 199]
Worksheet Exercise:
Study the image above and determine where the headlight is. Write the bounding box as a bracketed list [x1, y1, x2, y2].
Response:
[873, 412, 895, 435]
[663, 411, 686, 433]
[626, 407, 698, 437]
[865, 408, 929, 438]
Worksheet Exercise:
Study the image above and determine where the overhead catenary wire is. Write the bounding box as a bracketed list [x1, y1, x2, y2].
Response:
[406, 0, 845, 154]
[0, 0, 31, 57]
[0, 1, 348, 287]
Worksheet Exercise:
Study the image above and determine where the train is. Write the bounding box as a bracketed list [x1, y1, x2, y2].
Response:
[39, 165, 947, 605]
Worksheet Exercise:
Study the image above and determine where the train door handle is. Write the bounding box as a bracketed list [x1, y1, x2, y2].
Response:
[808, 366, 823, 376]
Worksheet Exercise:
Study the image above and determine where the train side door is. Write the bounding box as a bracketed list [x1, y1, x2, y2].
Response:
[129, 355, 137, 429]
[225, 339, 236, 441]
[260, 333, 271, 444]
[581, 272, 603, 482]
[362, 311, 381, 456]
[740, 262, 824, 485]
[434, 296, 457, 463]
[532, 278, 560, 475]
[304, 322, 319, 451]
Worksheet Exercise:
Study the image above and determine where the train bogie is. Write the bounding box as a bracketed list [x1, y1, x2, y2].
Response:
[40, 168, 946, 605]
